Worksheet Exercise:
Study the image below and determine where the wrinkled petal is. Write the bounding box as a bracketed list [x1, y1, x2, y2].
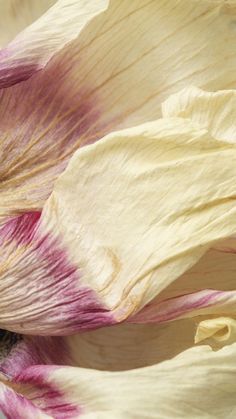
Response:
[1, 117, 236, 334]
[0, 0, 55, 48]
[1, 343, 236, 418]
[0, 331, 71, 379]
[162, 86, 236, 142]
[0, 0, 109, 87]
[195, 317, 236, 348]
[2, 1, 236, 218]
[131, 234, 236, 324]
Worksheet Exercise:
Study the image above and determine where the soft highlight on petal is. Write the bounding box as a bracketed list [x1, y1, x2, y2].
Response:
[0, 0, 109, 87]
[1, 344, 236, 418]
[162, 86, 236, 142]
[1, 116, 236, 334]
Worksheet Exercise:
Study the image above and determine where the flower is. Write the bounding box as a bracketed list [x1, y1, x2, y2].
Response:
[0, 0, 236, 417]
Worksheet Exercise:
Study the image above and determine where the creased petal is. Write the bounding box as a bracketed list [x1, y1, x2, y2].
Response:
[162, 86, 236, 142]
[2, 1, 236, 218]
[131, 238, 236, 324]
[2, 116, 236, 334]
[195, 317, 236, 347]
[0, 331, 71, 379]
[1, 344, 236, 418]
[0, 0, 109, 87]
[0, 0, 55, 48]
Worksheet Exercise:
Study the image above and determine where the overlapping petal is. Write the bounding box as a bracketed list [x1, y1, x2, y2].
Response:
[0, 0, 109, 87]
[1, 116, 236, 334]
[1, 0, 236, 220]
[1, 343, 236, 418]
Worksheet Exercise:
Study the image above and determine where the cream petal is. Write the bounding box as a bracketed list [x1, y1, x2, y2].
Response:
[12, 0, 235, 129]
[0, 0, 109, 87]
[1, 0, 236, 218]
[162, 86, 236, 142]
[42, 118, 236, 324]
[195, 317, 236, 347]
[2, 117, 236, 334]
[2, 343, 236, 418]
[131, 239, 236, 324]
[0, 0, 56, 48]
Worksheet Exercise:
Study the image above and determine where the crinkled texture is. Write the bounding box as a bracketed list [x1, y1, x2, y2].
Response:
[1, 0, 236, 219]
[1, 343, 236, 418]
[0, 0, 109, 87]
[1, 113, 236, 334]
[162, 86, 236, 142]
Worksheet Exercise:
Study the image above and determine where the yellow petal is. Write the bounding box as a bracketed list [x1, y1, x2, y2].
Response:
[195, 317, 236, 347]
[0, 0, 55, 48]
[0, 0, 109, 87]
[42, 117, 236, 323]
[2, 115, 236, 334]
[162, 86, 236, 142]
[30, 0, 236, 129]
[2, 343, 236, 418]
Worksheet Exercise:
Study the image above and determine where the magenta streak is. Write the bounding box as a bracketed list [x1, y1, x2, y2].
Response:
[0, 336, 71, 379]
[0, 386, 46, 419]
[0, 212, 116, 335]
[129, 290, 226, 324]
[14, 366, 81, 418]
[0, 366, 81, 418]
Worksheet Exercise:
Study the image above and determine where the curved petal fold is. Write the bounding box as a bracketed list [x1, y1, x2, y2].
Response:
[1, 116, 236, 334]
[2, 1, 236, 219]
[1, 343, 236, 418]
[162, 86, 236, 142]
[0, 0, 109, 88]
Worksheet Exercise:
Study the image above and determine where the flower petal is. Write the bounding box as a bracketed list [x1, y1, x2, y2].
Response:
[0, 331, 71, 379]
[2, 116, 236, 334]
[131, 239, 236, 324]
[1, 343, 236, 418]
[0, 0, 55, 48]
[0, 0, 109, 87]
[162, 86, 236, 142]
[2, 1, 236, 218]
[7, 0, 234, 125]
[195, 317, 236, 347]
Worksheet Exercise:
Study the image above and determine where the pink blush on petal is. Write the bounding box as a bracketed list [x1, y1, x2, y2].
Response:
[0, 212, 116, 335]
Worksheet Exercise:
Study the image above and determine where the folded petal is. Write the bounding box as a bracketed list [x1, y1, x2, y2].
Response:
[2, 1, 236, 218]
[0, 0, 109, 87]
[195, 317, 236, 348]
[1, 116, 236, 334]
[162, 86, 236, 142]
[1, 343, 236, 418]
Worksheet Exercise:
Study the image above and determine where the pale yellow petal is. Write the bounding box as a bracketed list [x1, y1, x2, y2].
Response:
[41, 117, 236, 322]
[0, 0, 55, 48]
[43, 0, 236, 129]
[3, 343, 236, 418]
[162, 86, 236, 142]
[195, 317, 236, 347]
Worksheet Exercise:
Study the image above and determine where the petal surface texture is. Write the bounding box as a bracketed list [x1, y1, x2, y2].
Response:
[1, 1, 236, 217]
[0, 0, 109, 87]
[1, 343, 236, 417]
[0, 0, 56, 48]
[1, 115, 236, 334]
